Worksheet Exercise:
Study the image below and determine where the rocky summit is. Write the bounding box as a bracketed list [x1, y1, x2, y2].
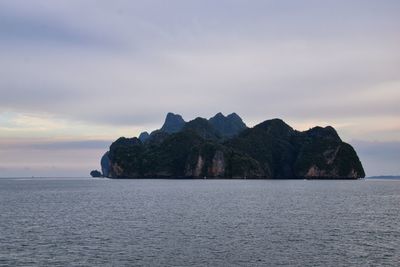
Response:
[160, 112, 186, 134]
[98, 113, 365, 179]
[209, 112, 247, 138]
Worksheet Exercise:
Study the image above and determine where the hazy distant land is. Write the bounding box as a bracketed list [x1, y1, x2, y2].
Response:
[367, 176, 400, 179]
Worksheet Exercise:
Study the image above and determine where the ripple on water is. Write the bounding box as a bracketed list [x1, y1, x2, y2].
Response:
[0, 178, 399, 266]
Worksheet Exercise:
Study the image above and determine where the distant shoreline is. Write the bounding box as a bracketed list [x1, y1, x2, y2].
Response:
[0, 176, 91, 179]
[366, 176, 400, 179]
[2, 176, 399, 180]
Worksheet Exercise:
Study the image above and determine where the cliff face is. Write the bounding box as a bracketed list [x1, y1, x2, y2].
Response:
[101, 113, 365, 179]
[101, 152, 110, 177]
[295, 142, 364, 179]
[292, 126, 364, 178]
[228, 120, 364, 179]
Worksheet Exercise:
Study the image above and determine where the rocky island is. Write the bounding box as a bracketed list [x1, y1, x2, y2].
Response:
[96, 113, 365, 179]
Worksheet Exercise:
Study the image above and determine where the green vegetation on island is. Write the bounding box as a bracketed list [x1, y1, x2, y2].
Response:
[96, 113, 365, 179]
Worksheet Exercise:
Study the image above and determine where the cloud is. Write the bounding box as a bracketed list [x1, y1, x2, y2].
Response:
[0, 9, 96, 46]
[0, 112, 145, 140]
[0, 0, 399, 176]
[1, 38, 399, 127]
[0, 139, 112, 151]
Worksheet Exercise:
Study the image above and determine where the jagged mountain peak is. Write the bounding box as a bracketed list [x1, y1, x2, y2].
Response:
[160, 112, 186, 134]
[213, 112, 225, 118]
[138, 131, 150, 142]
[305, 126, 341, 141]
[209, 112, 247, 138]
[227, 112, 241, 119]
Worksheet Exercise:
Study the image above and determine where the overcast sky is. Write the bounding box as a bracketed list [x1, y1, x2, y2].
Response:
[0, 0, 399, 177]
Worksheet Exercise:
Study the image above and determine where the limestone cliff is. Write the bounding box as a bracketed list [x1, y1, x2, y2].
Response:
[99, 113, 365, 179]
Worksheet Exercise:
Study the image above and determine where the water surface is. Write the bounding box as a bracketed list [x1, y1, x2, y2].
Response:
[0, 178, 399, 266]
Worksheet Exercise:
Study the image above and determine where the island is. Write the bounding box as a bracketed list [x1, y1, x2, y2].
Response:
[90, 170, 103, 178]
[95, 112, 365, 179]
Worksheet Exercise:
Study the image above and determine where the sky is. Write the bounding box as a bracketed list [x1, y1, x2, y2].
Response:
[0, 0, 399, 177]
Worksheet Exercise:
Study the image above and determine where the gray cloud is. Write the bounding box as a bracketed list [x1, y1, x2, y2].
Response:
[0, 139, 112, 151]
[29, 140, 111, 150]
[0, 10, 94, 46]
[352, 140, 400, 160]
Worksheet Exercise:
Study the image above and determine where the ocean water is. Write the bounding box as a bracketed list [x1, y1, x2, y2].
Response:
[0, 178, 399, 266]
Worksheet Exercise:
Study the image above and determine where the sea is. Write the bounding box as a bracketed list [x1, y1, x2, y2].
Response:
[0, 178, 399, 266]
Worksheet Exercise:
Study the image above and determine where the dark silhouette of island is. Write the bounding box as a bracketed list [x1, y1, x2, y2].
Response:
[90, 170, 102, 178]
[96, 113, 365, 179]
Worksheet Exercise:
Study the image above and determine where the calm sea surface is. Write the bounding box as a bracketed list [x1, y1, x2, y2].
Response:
[0, 178, 399, 266]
